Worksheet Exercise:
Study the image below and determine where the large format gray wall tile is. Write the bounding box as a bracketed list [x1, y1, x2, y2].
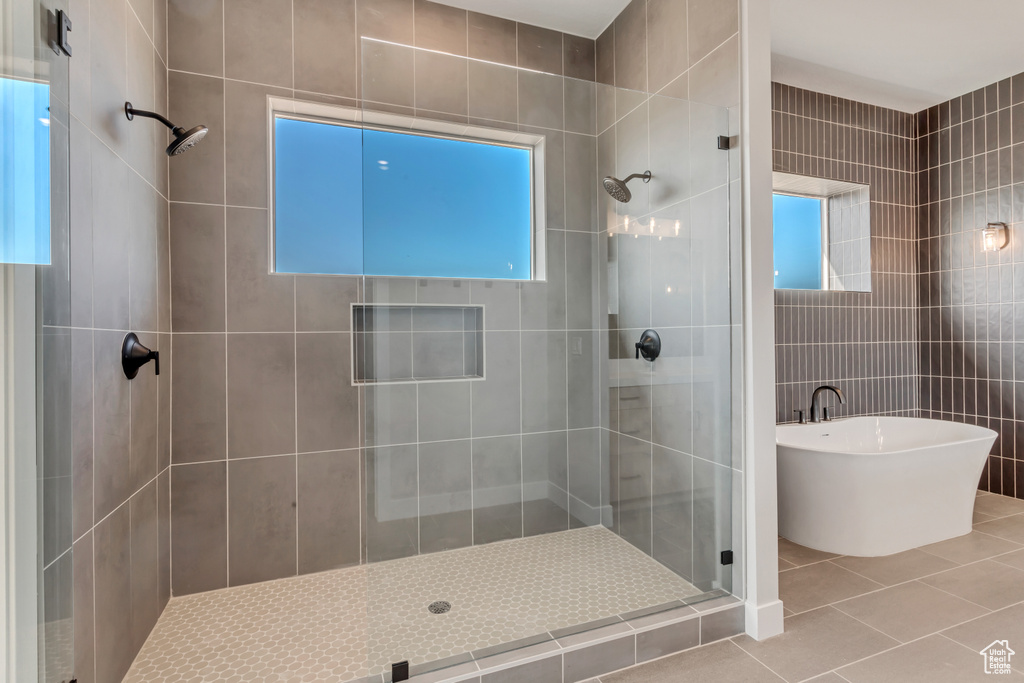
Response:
[228, 456, 298, 585]
[94, 506, 133, 683]
[419, 439, 473, 552]
[168, 71, 224, 204]
[94, 331, 132, 521]
[170, 202, 225, 332]
[225, 207, 294, 332]
[171, 462, 227, 595]
[167, 0, 223, 76]
[172, 333, 226, 463]
[297, 450, 361, 573]
[473, 435, 523, 544]
[227, 334, 296, 458]
[295, 0, 357, 97]
[296, 333, 359, 452]
[223, 0, 292, 87]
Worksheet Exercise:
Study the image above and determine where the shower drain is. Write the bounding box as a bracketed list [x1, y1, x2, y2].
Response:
[428, 600, 452, 614]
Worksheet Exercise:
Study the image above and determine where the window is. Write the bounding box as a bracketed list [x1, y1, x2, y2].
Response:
[0, 76, 50, 265]
[271, 100, 543, 280]
[772, 193, 825, 290]
[772, 172, 872, 292]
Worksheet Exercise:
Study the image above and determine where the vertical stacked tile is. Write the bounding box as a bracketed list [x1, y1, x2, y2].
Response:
[917, 74, 1024, 499]
[771, 83, 920, 424]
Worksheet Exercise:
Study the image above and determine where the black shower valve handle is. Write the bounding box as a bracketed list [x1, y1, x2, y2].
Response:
[122, 332, 160, 379]
[635, 329, 662, 362]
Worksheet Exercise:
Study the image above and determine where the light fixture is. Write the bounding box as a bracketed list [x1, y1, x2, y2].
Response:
[982, 222, 1009, 252]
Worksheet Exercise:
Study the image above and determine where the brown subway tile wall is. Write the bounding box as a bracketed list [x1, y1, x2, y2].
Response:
[773, 74, 1024, 503]
[772, 83, 921, 424]
[917, 75, 1024, 499]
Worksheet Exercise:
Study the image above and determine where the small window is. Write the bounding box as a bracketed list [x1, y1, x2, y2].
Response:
[0, 76, 50, 265]
[772, 172, 872, 292]
[271, 101, 543, 280]
[772, 193, 825, 290]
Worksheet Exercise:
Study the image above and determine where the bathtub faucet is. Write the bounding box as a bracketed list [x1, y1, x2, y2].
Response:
[809, 385, 846, 423]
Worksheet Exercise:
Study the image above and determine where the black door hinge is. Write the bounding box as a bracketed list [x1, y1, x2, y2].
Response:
[392, 660, 410, 682]
[717, 135, 731, 150]
[721, 550, 734, 565]
[53, 10, 72, 56]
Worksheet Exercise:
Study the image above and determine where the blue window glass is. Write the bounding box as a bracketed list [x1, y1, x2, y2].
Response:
[273, 116, 534, 280]
[0, 77, 51, 265]
[773, 193, 822, 290]
[274, 117, 363, 274]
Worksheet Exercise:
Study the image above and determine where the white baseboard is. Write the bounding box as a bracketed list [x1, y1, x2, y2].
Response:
[744, 599, 785, 640]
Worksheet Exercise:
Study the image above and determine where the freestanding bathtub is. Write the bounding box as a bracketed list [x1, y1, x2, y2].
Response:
[777, 416, 997, 557]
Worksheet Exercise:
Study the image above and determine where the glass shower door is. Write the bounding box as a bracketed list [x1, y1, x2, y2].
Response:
[602, 89, 738, 600]
[1, 0, 73, 680]
[355, 33, 740, 681]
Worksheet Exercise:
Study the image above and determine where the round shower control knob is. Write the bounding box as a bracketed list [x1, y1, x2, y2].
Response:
[635, 329, 661, 362]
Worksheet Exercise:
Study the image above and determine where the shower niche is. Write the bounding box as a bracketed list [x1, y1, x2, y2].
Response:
[352, 303, 484, 384]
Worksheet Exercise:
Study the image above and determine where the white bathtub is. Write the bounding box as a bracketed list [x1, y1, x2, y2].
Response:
[777, 416, 997, 557]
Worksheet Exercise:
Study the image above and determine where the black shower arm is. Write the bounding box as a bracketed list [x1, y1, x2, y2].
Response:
[124, 102, 182, 134]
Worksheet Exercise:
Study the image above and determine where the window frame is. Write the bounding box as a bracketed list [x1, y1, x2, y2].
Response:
[266, 96, 547, 281]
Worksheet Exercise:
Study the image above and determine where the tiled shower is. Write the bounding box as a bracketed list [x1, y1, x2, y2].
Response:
[50, 0, 747, 681]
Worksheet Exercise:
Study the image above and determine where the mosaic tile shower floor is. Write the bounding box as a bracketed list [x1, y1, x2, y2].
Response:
[125, 526, 706, 682]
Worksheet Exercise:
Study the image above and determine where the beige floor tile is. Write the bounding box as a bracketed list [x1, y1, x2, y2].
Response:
[601, 640, 784, 683]
[921, 560, 1024, 610]
[804, 675, 848, 682]
[779, 557, 796, 571]
[974, 514, 1024, 544]
[830, 549, 959, 586]
[993, 548, 1024, 571]
[733, 606, 898, 682]
[942, 603, 1024, 672]
[974, 510, 996, 524]
[974, 494, 1024, 519]
[837, 634, 1024, 682]
[778, 538, 840, 568]
[919, 531, 1022, 564]
[779, 561, 884, 614]
[833, 580, 988, 642]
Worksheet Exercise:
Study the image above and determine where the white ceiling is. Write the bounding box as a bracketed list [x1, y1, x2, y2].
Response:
[432, 0, 629, 39]
[771, 0, 1024, 113]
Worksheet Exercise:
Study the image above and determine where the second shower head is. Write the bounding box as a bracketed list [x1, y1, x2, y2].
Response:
[125, 102, 208, 157]
[602, 171, 652, 203]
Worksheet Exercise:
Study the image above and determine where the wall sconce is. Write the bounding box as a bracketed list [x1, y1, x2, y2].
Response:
[982, 222, 1009, 252]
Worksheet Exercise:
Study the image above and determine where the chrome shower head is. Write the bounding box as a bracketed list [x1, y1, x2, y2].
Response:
[125, 101, 208, 157]
[602, 171, 652, 203]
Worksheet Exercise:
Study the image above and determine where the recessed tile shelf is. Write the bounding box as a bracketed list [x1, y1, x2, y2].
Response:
[353, 304, 485, 385]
